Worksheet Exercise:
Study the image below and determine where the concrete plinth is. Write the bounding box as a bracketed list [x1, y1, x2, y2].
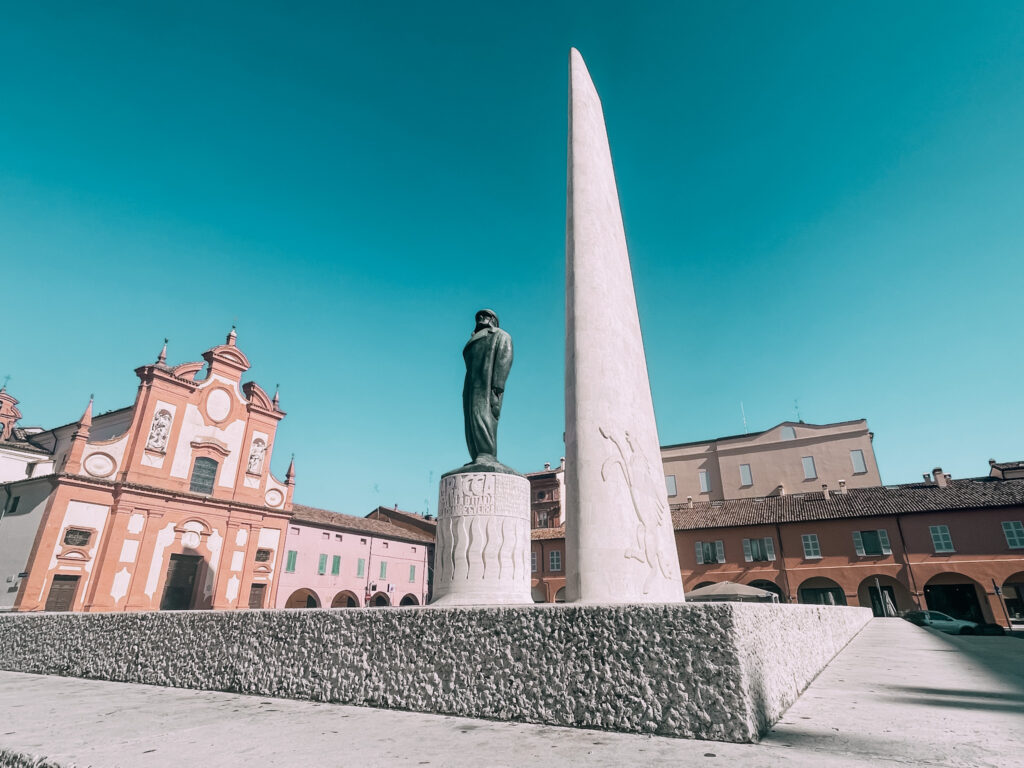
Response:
[0, 603, 871, 742]
[431, 471, 532, 606]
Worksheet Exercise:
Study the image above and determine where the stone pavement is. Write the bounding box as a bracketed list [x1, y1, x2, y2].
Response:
[0, 618, 1021, 768]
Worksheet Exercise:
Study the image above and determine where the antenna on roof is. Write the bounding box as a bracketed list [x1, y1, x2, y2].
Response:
[740, 401, 748, 434]
[794, 398, 802, 423]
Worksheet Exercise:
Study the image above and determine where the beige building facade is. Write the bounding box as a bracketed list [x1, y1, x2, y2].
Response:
[661, 420, 881, 503]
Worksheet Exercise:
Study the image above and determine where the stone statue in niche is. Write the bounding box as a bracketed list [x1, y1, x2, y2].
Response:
[247, 438, 266, 474]
[454, 309, 515, 475]
[146, 409, 172, 453]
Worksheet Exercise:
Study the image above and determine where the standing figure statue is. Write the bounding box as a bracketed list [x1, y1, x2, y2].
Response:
[461, 309, 514, 471]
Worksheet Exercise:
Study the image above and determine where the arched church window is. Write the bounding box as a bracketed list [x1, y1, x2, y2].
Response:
[189, 457, 218, 494]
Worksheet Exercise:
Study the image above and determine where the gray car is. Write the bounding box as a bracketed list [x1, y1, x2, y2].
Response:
[903, 610, 978, 635]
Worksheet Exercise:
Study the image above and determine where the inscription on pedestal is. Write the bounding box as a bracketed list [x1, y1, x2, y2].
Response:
[431, 472, 532, 606]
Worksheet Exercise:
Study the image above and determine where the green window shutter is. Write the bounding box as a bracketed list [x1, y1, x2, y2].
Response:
[742, 539, 753, 562]
[878, 529, 891, 555]
[286, 550, 297, 573]
[357, 558, 365, 577]
[409, 564, 416, 582]
[694, 541, 704, 564]
[331, 555, 341, 575]
[765, 537, 776, 561]
[318, 554, 327, 575]
[715, 541, 725, 563]
[852, 531, 866, 556]
[380, 561, 387, 579]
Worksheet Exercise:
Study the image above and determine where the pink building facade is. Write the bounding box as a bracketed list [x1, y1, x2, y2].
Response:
[275, 504, 432, 609]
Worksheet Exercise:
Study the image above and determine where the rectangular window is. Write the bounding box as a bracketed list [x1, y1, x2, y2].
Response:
[318, 554, 327, 575]
[357, 558, 365, 577]
[694, 540, 724, 564]
[1002, 521, 1024, 549]
[801, 533, 822, 559]
[665, 474, 677, 497]
[531, 551, 538, 572]
[742, 537, 776, 563]
[802, 456, 817, 480]
[285, 550, 297, 573]
[698, 469, 710, 494]
[331, 555, 341, 575]
[739, 464, 753, 487]
[850, 449, 867, 474]
[853, 529, 891, 556]
[255, 548, 272, 563]
[549, 550, 562, 572]
[189, 457, 218, 494]
[409, 565, 416, 582]
[379, 561, 387, 579]
[929, 525, 954, 553]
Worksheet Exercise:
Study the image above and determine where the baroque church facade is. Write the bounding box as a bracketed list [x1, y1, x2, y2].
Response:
[0, 330, 295, 612]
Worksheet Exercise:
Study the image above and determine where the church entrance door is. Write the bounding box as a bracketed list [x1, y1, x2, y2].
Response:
[160, 554, 202, 610]
[44, 575, 80, 611]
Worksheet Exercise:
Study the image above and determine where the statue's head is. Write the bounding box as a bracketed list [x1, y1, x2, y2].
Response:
[475, 309, 499, 331]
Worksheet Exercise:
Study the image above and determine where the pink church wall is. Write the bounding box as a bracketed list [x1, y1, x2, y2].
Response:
[275, 522, 429, 608]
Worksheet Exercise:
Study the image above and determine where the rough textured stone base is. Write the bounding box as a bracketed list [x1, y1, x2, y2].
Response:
[0, 603, 870, 742]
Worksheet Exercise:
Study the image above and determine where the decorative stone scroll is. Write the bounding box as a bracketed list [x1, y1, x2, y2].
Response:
[431, 472, 532, 606]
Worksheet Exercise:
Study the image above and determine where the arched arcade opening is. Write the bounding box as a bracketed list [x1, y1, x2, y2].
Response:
[331, 590, 360, 608]
[797, 577, 847, 606]
[284, 588, 320, 609]
[925, 572, 988, 624]
[856, 575, 914, 617]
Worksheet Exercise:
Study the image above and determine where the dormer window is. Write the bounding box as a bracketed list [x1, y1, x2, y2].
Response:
[189, 457, 218, 494]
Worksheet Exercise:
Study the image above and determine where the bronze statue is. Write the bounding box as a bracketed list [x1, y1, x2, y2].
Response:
[461, 309, 513, 470]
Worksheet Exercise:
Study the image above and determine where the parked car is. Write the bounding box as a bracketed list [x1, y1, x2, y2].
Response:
[902, 610, 978, 635]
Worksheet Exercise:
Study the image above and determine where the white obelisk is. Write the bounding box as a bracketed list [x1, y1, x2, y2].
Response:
[565, 48, 685, 604]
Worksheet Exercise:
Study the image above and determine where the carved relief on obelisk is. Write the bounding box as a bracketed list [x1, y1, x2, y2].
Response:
[564, 49, 685, 604]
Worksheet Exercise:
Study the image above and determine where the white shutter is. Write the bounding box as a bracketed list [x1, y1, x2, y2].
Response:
[742, 539, 753, 562]
[765, 537, 776, 561]
[853, 531, 866, 556]
[715, 540, 725, 563]
[695, 541, 705, 565]
[878, 529, 892, 555]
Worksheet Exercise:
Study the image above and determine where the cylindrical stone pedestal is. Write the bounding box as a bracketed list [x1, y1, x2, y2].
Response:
[430, 471, 532, 606]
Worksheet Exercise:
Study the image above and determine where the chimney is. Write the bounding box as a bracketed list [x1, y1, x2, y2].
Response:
[544, 462, 551, 470]
[776, 483, 785, 497]
[559, 457, 566, 470]
[838, 479, 847, 494]
[686, 496, 693, 508]
[932, 467, 948, 488]
[821, 483, 830, 501]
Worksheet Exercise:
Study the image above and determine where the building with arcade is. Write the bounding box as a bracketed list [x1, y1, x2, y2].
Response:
[0, 330, 295, 612]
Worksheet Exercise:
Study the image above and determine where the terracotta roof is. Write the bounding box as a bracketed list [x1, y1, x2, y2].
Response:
[0, 439, 52, 456]
[991, 460, 1024, 472]
[365, 506, 437, 528]
[531, 525, 566, 541]
[291, 504, 435, 544]
[670, 476, 1024, 531]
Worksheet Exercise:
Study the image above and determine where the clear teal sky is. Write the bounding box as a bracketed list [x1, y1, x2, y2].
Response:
[2, 3, 1023, 514]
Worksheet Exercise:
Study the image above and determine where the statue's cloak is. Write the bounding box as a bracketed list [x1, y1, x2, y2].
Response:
[462, 326, 513, 461]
